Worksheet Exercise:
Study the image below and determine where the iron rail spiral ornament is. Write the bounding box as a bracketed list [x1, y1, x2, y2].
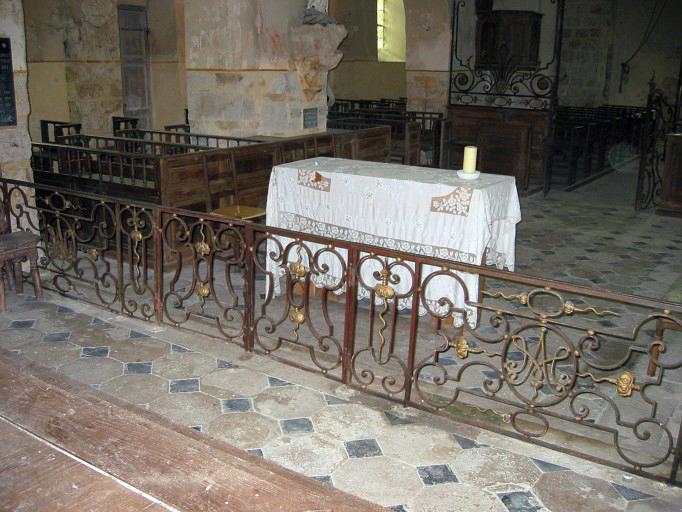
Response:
[1, 176, 681, 484]
[449, 0, 562, 110]
[252, 234, 343, 374]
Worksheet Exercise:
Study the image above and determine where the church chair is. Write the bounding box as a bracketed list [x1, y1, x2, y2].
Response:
[0, 230, 43, 312]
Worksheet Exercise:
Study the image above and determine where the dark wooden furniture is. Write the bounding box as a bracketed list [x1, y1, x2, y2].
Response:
[476, 10, 541, 69]
[328, 101, 444, 166]
[446, 105, 548, 190]
[32, 124, 392, 215]
[39, 120, 82, 143]
[0, 231, 43, 311]
[112, 115, 139, 133]
[657, 133, 682, 216]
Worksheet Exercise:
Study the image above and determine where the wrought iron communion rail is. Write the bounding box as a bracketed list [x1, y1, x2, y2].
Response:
[1, 177, 681, 485]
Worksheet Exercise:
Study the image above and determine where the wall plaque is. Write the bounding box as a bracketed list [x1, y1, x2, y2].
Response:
[303, 107, 318, 129]
[0, 38, 17, 127]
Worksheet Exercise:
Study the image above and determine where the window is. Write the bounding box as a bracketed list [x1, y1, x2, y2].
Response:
[377, 0, 385, 50]
[377, 0, 405, 62]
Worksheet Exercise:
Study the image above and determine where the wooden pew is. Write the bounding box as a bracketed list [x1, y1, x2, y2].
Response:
[112, 116, 139, 133]
[32, 125, 392, 216]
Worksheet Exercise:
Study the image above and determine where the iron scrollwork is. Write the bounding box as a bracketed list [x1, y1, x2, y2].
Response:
[449, 0, 561, 110]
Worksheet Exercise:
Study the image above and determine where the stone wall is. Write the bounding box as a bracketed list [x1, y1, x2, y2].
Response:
[558, 0, 615, 107]
[0, 0, 32, 183]
[24, 0, 124, 136]
[148, 0, 187, 129]
[185, 0, 346, 137]
[606, 0, 681, 106]
[24, 0, 187, 137]
[404, 0, 451, 113]
[559, 0, 681, 107]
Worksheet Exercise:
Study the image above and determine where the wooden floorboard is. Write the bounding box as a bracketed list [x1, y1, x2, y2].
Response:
[0, 349, 384, 512]
[0, 418, 159, 511]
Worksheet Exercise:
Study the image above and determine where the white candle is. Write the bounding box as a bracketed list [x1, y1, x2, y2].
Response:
[462, 146, 477, 173]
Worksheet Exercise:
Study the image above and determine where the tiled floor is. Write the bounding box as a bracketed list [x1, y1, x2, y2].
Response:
[1, 162, 682, 511]
[1, 294, 681, 512]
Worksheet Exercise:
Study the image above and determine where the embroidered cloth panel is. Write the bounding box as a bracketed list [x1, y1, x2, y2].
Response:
[265, 157, 522, 326]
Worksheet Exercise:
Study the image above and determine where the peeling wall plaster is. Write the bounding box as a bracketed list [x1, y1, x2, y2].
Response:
[0, 0, 32, 183]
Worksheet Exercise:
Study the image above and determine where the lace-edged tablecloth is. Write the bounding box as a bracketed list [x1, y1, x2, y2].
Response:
[265, 157, 522, 327]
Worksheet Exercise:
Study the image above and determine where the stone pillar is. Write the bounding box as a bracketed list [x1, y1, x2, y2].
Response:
[184, 0, 346, 137]
[0, 0, 32, 183]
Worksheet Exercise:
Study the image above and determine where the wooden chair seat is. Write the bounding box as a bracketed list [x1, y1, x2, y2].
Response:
[212, 205, 266, 221]
[0, 231, 43, 312]
[0, 231, 40, 249]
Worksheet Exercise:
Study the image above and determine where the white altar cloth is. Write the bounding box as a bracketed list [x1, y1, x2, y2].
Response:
[265, 157, 521, 326]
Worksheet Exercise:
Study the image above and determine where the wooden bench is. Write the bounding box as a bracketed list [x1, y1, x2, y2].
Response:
[33, 121, 392, 215]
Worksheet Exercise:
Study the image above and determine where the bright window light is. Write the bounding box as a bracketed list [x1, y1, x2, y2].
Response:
[377, 0, 386, 50]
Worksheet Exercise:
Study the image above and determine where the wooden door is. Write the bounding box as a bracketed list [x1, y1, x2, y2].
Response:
[118, 6, 151, 129]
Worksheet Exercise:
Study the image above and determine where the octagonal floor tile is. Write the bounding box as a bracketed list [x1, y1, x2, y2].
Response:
[263, 434, 347, 476]
[201, 368, 270, 399]
[58, 357, 123, 385]
[533, 471, 624, 512]
[253, 386, 326, 420]
[206, 412, 280, 449]
[377, 425, 462, 466]
[405, 483, 506, 512]
[312, 404, 390, 441]
[101, 374, 169, 405]
[0, 328, 42, 350]
[108, 338, 170, 363]
[66, 328, 118, 347]
[331, 457, 423, 507]
[453, 447, 541, 487]
[149, 392, 222, 427]
[152, 352, 216, 380]
[19, 340, 82, 368]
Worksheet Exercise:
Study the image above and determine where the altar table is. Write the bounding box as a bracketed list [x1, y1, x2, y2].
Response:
[265, 157, 521, 326]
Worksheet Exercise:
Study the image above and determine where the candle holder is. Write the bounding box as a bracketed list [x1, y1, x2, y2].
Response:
[457, 170, 480, 180]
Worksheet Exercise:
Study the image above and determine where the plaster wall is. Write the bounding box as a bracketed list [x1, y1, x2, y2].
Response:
[184, 0, 346, 137]
[558, 0, 680, 107]
[331, 61, 406, 100]
[606, 0, 681, 106]
[557, 0, 614, 107]
[24, 0, 124, 136]
[148, 0, 187, 128]
[24, 0, 187, 137]
[0, 0, 32, 182]
[404, 0, 451, 112]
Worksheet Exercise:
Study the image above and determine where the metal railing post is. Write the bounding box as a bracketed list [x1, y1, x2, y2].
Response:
[153, 207, 163, 324]
[403, 262, 422, 406]
[243, 224, 256, 352]
[341, 248, 359, 385]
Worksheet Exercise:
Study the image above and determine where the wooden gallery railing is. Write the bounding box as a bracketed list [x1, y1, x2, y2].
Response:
[1, 176, 681, 486]
[115, 128, 266, 149]
[31, 126, 392, 211]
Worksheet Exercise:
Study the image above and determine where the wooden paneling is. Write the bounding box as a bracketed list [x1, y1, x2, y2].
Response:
[351, 126, 392, 163]
[34, 126, 393, 215]
[403, 121, 421, 165]
[447, 105, 550, 190]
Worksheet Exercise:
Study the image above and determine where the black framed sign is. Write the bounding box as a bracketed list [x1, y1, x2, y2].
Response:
[0, 38, 17, 127]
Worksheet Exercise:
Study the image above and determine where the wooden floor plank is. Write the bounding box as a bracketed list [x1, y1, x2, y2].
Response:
[0, 350, 383, 512]
[0, 419, 158, 511]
